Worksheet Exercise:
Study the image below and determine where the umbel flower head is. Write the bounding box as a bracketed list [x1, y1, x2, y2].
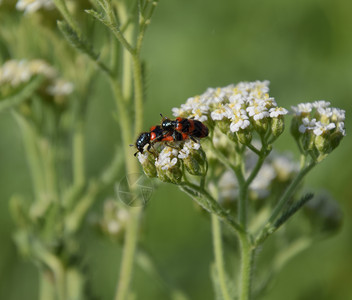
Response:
[172, 80, 288, 145]
[291, 101, 346, 161]
[137, 80, 345, 188]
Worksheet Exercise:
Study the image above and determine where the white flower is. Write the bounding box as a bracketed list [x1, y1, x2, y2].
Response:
[191, 105, 209, 122]
[269, 107, 288, 118]
[16, 0, 54, 14]
[331, 108, 345, 123]
[177, 140, 200, 159]
[211, 103, 231, 121]
[47, 80, 74, 96]
[0, 59, 56, 86]
[313, 121, 336, 136]
[107, 220, 121, 234]
[312, 100, 331, 109]
[155, 147, 179, 170]
[299, 117, 316, 133]
[230, 115, 250, 132]
[178, 148, 190, 159]
[291, 103, 313, 116]
[246, 102, 270, 120]
[337, 122, 346, 136]
[293, 100, 345, 138]
[137, 152, 149, 164]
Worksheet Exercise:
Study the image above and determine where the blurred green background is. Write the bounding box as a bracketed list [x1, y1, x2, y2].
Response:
[0, 0, 351, 299]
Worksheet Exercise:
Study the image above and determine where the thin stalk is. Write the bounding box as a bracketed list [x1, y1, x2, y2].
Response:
[109, 79, 136, 174]
[109, 41, 144, 300]
[33, 240, 66, 300]
[117, 1, 134, 101]
[114, 207, 142, 300]
[208, 184, 231, 300]
[13, 113, 46, 202]
[132, 55, 144, 138]
[238, 233, 254, 300]
[40, 139, 59, 203]
[211, 214, 232, 300]
[244, 152, 267, 189]
[73, 121, 85, 187]
[39, 272, 55, 300]
[136, 0, 159, 54]
[233, 151, 247, 228]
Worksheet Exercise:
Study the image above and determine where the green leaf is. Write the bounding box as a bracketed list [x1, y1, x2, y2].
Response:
[274, 193, 314, 229]
[57, 20, 99, 61]
[0, 76, 43, 112]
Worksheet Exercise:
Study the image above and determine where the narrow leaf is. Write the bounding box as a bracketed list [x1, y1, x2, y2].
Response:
[57, 20, 99, 61]
[274, 193, 314, 229]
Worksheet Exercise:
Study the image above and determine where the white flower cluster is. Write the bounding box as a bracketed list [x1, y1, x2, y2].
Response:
[172, 80, 288, 133]
[155, 146, 179, 171]
[138, 140, 201, 171]
[292, 101, 345, 137]
[0, 59, 73, 96]
[16, 0, 54, 14]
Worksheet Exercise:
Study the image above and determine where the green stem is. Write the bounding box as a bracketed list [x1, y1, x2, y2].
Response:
[211, 214, 232, 300]
[73, 121, 85, 188]
[40, 139, 59, 203]
[114, 207, 142, 300]
[238, 233, 254, 300]
[232, 149, 247, 228]
[136, 0, 159, 54]
[132, 55, 144, 137]
[33, 241, 66, 300]
[39, 272, 55, 300]
[109, 79, 136, 174]
[117, 1, 134, 102]
[13, 113, 46, 203]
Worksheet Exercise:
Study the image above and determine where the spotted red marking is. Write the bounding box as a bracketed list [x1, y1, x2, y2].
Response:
[161, 135, 174, 142]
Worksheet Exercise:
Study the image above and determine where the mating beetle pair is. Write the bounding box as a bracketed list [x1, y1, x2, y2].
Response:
[133, 115, 209, 156]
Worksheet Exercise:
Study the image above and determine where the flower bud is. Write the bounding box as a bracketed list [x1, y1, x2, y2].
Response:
[183, 146, 207, 176]
[253, 118, 268, 134]
[138, 152, 157, 178]
[236, 129, 252, 145]
[290, 117, 301, 140]
[156, 162, 182, 184]
[302, 131, 315, 152]
[271, 116, 285, 137]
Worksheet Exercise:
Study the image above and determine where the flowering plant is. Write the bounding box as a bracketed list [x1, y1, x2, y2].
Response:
[137, 80, 345, 299]
[0, 1, 347, 300]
